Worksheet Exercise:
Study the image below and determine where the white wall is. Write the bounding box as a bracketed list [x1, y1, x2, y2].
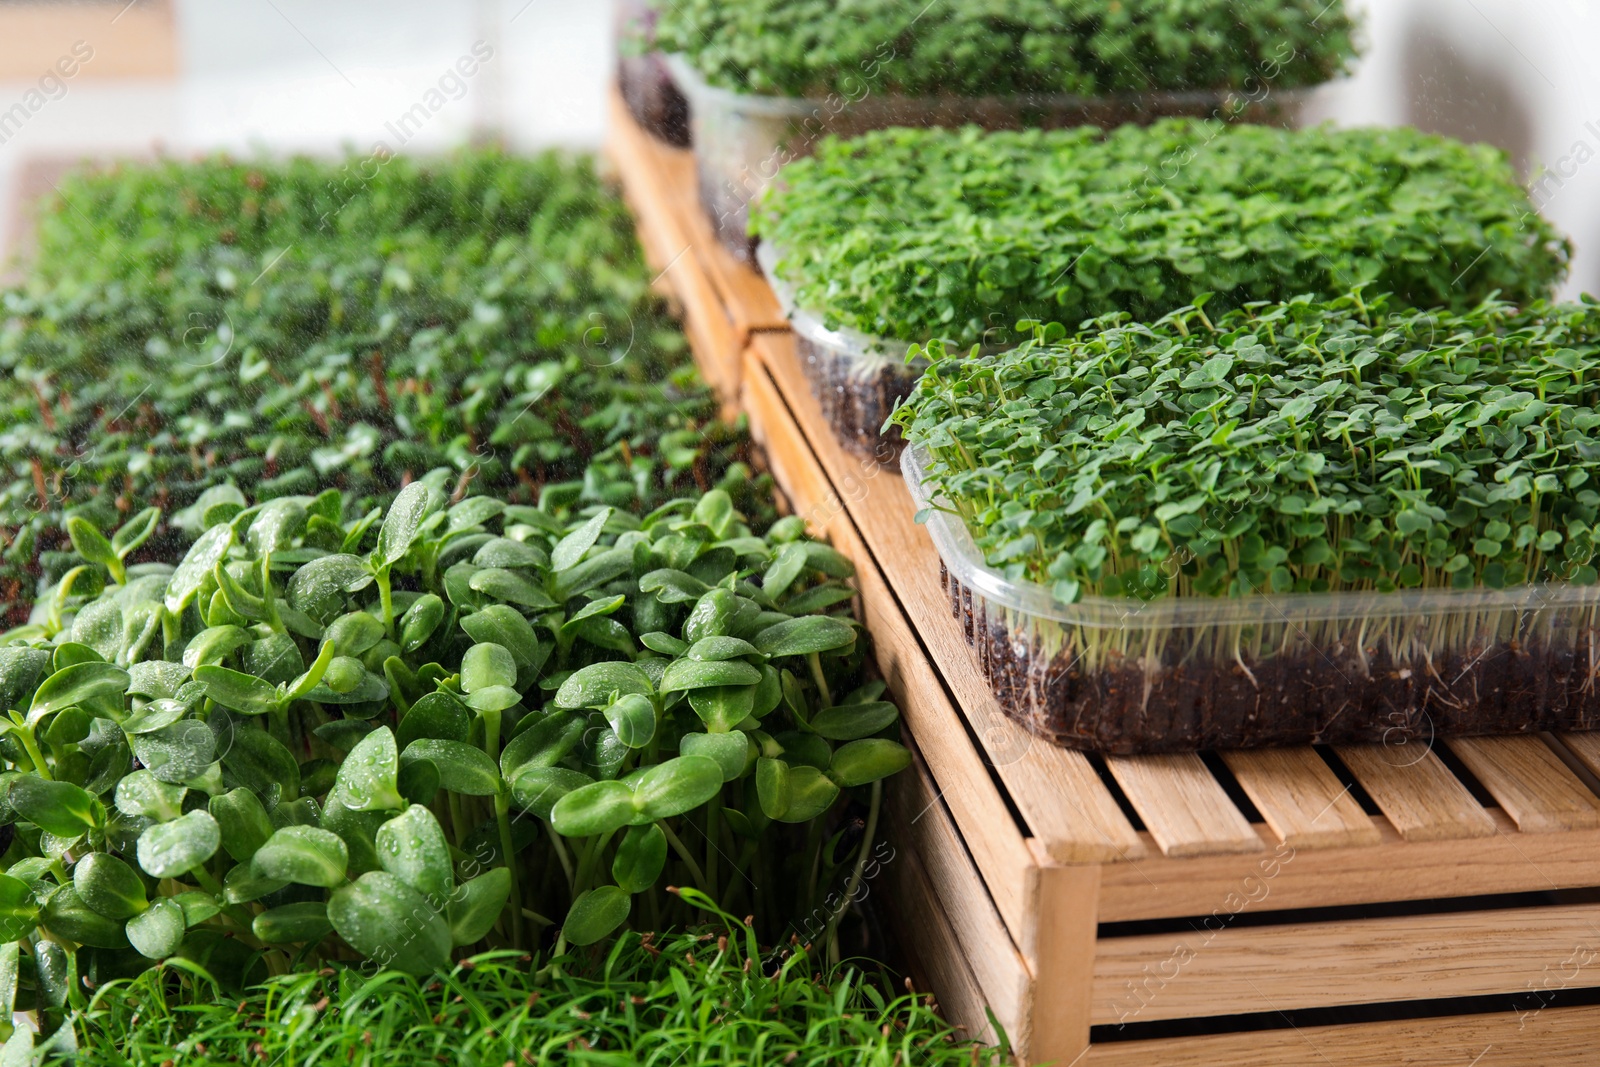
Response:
[1305, 0, 1600, 299]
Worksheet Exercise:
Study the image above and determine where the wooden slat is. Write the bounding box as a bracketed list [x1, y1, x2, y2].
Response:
[633, 119, 788, 340]
[688, 231, 788, 343]
[1099, 810, 1600, 922]
[748, 332, 1144, 865]
[1447, 735, 1600, 832]
[1085, 1003, 1600, 1067]
[996, 745, 1147, 864]
[741, 360, 1038, 939]
[886, 742, 1031, 1036]
[604, 92, 693, 283]
[606, 132, 688, 274]
[1554, 731, 1600, 785]
[607, 92, 743, 411]
[1022, 849, 1099, 1066]
[1106, 754, 1262, 857]
[1221, 748, 1381, 849]
[606, 91, 788, 410]
[1092, 901, 1600, 1025]
[1334, 744, 1495, 841]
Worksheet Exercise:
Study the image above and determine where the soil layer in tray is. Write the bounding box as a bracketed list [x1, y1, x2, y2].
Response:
[619, 56, 690, 147]
[941, 566, 1600, 753]
[795, 332, 916, 465]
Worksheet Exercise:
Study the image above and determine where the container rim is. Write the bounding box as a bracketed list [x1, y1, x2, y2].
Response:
[759, 241, 1014, 364]
[756, 241, 922, 362]
[900, 443, 1600, 627]
[664, 52, 1309, 119]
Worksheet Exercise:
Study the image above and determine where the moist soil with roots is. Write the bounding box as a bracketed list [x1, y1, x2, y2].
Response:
[942, 564, 1600, 754]
[619, 56, 690, 147]
[796, 333, 917, 465]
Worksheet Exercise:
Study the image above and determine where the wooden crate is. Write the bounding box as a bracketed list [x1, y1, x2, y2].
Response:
[602, 89, 787, 416]
[608, 98, 1600, 1065]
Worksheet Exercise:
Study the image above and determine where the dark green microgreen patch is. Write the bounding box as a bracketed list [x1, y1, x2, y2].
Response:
[891, 291, 1600, 601]
[0, 484, 905, 1002]
[753, 122, 1568, 347]
[67, 919, 1002, 1067]
[655, 0, 1357, 97]
[0, 150, 767, 620]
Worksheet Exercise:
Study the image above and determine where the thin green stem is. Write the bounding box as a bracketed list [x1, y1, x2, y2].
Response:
[16, 728, 51, 780]
[574, 829, 615, 897]
[546, 822, 575, 893]
[705, 801, 720, 906]
[823, 779, 883, 966]
[447, 792, 469, 847]
[376, 568, 396, 638]
[479, 708, 502, 764]
[802, 817, 826, 917]
[806, 652, 832, 709]
[657, 820, 707, 893]
[494, 792, 524, 949]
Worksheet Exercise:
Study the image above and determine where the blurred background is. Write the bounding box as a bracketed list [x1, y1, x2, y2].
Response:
[0, 0, 1597, 296]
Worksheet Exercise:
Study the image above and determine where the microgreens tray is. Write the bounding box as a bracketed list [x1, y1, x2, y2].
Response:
[753, 123, 1569, 346]
[655, 0, 1357, 100]
[757, 241, 927, 463]
[895, 293, 1600, 753]
[904, 445, 1600, 753]
[616, 0, 689, 146]
[671, 55, 1301, 263]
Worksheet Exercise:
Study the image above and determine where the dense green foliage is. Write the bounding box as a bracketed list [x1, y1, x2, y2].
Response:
[891, 292, 1600, 602]
[655, 0, 1357, 98]
[0, 481, 906, 1004]
[67, 921, 1000, 1067]
[754, 122, 1568, 346]
[30, 151, 608, 291]
[1, 151, 762, 616]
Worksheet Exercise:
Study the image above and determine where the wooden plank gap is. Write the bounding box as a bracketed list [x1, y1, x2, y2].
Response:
[1447, 735, 1600, 833]
[1333, 744, 1495, 841]
[1220, 748, 1382, 849]
[1091, 901, 1600, 1025]
[1105, 754, 1262, 856]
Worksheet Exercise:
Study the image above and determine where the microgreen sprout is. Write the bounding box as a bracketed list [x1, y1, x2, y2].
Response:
[0, 482, 908, 1001]
[656, 0, 1358, 98]
[754, 122, 1568, 348]
[892, 292, 1600, 750]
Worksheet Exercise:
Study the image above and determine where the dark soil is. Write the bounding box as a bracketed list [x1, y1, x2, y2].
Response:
[618, 56, 690, 148]
[940, 564, 1600, 753]
[795, 334, 917, 465]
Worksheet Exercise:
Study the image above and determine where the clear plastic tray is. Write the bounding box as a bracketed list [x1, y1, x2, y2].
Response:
[615, 0, 689, 147]
[669, 54, 1304, 264]
[902, 444, 1600, 753]
[757, 241, 926, 464]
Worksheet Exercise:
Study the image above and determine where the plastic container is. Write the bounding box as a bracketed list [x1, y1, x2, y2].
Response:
[902, 444, 1600, 754]
[669, 54, 1303, 264]
[615, 0, 690, 147]
[757, 241, 927, 464]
